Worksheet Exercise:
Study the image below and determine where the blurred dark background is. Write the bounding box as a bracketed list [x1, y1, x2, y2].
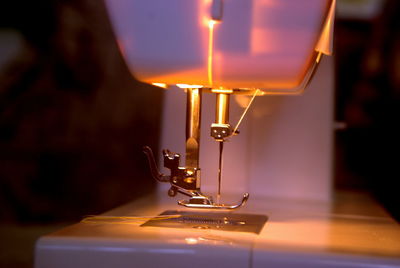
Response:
[0, 0, 399, 267]
[334, 0, 399, 221]
[0, 1, 162, 267]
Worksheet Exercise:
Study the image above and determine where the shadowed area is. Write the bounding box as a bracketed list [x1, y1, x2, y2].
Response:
[0, 0, 161, 266]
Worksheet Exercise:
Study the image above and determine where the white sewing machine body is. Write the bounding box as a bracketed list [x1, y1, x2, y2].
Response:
[35, 0, 400, 267]
[34, 57, 400, 268]
[35, 191, 400, 268]
[109, 0, 333, 90]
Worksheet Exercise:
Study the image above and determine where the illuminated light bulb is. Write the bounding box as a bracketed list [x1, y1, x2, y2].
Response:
[185, 238, 198, 245]
[176, 84, 204, 89]
[152, 83, 168, 89]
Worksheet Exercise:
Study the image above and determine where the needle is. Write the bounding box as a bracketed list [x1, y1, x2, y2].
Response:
[217, 141, 224, 204]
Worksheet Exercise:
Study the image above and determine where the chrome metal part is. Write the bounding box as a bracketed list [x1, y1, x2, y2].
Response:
[216, 93, 230, 125]
[142, 209, 268, 234]
[211, 93, 230, 204]
[143, 87, 249, 210]
[178, 193, 249, 210]
[143, 146, 170, 183]
[143, 146, 249, 209]
[186, 88, 202, 169]
[211, 93, 232, 141]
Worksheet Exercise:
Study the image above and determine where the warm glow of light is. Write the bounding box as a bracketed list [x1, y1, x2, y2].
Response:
[316, 52, 322, 63]
[185, 238, 199, 245]
[176, 84, 204, 89]
[201, 0, 214, 26]
[208, 19, 218, 26]
[208, 20, 218, 87]
[211, 88, 233, 94]
[152, 83, 168, 88]
[202, 18, 209, 27]
[250, 0, 279, 54]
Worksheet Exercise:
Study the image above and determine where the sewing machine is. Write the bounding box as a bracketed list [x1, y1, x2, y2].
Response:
[35, 0, 400, 267]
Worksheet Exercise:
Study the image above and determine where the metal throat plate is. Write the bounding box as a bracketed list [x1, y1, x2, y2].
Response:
[141, 210, 268, 234]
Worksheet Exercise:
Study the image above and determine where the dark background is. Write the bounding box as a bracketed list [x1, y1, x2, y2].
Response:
[334, 0, 399, 221]
[0, 1, 162, 267]
[0, 0, 399, 267]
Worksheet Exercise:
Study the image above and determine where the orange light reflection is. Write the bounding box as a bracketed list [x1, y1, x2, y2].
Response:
[208, 20, 219, 87]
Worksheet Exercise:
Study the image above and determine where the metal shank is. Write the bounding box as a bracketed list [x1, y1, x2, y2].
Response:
[185, 88, 202, 170]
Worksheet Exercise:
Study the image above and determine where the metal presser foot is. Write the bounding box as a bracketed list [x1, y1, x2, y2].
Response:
[178, 193, 249, 209]
[143, 146, 249, 210]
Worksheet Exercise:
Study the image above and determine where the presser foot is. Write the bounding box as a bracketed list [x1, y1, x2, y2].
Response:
[178, 192, 249, 210]
[143, 146, 249, 210]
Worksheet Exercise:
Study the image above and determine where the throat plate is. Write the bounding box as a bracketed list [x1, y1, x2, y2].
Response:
[141, 210, 268, 234]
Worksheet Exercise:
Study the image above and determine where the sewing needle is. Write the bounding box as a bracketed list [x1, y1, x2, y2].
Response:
[217, 141, 224, 204]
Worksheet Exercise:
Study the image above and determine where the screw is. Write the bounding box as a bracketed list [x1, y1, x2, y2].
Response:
[168, 188, 177, 197]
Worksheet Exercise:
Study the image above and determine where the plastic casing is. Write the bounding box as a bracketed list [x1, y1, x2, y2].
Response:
[105, 0, 332, 91]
